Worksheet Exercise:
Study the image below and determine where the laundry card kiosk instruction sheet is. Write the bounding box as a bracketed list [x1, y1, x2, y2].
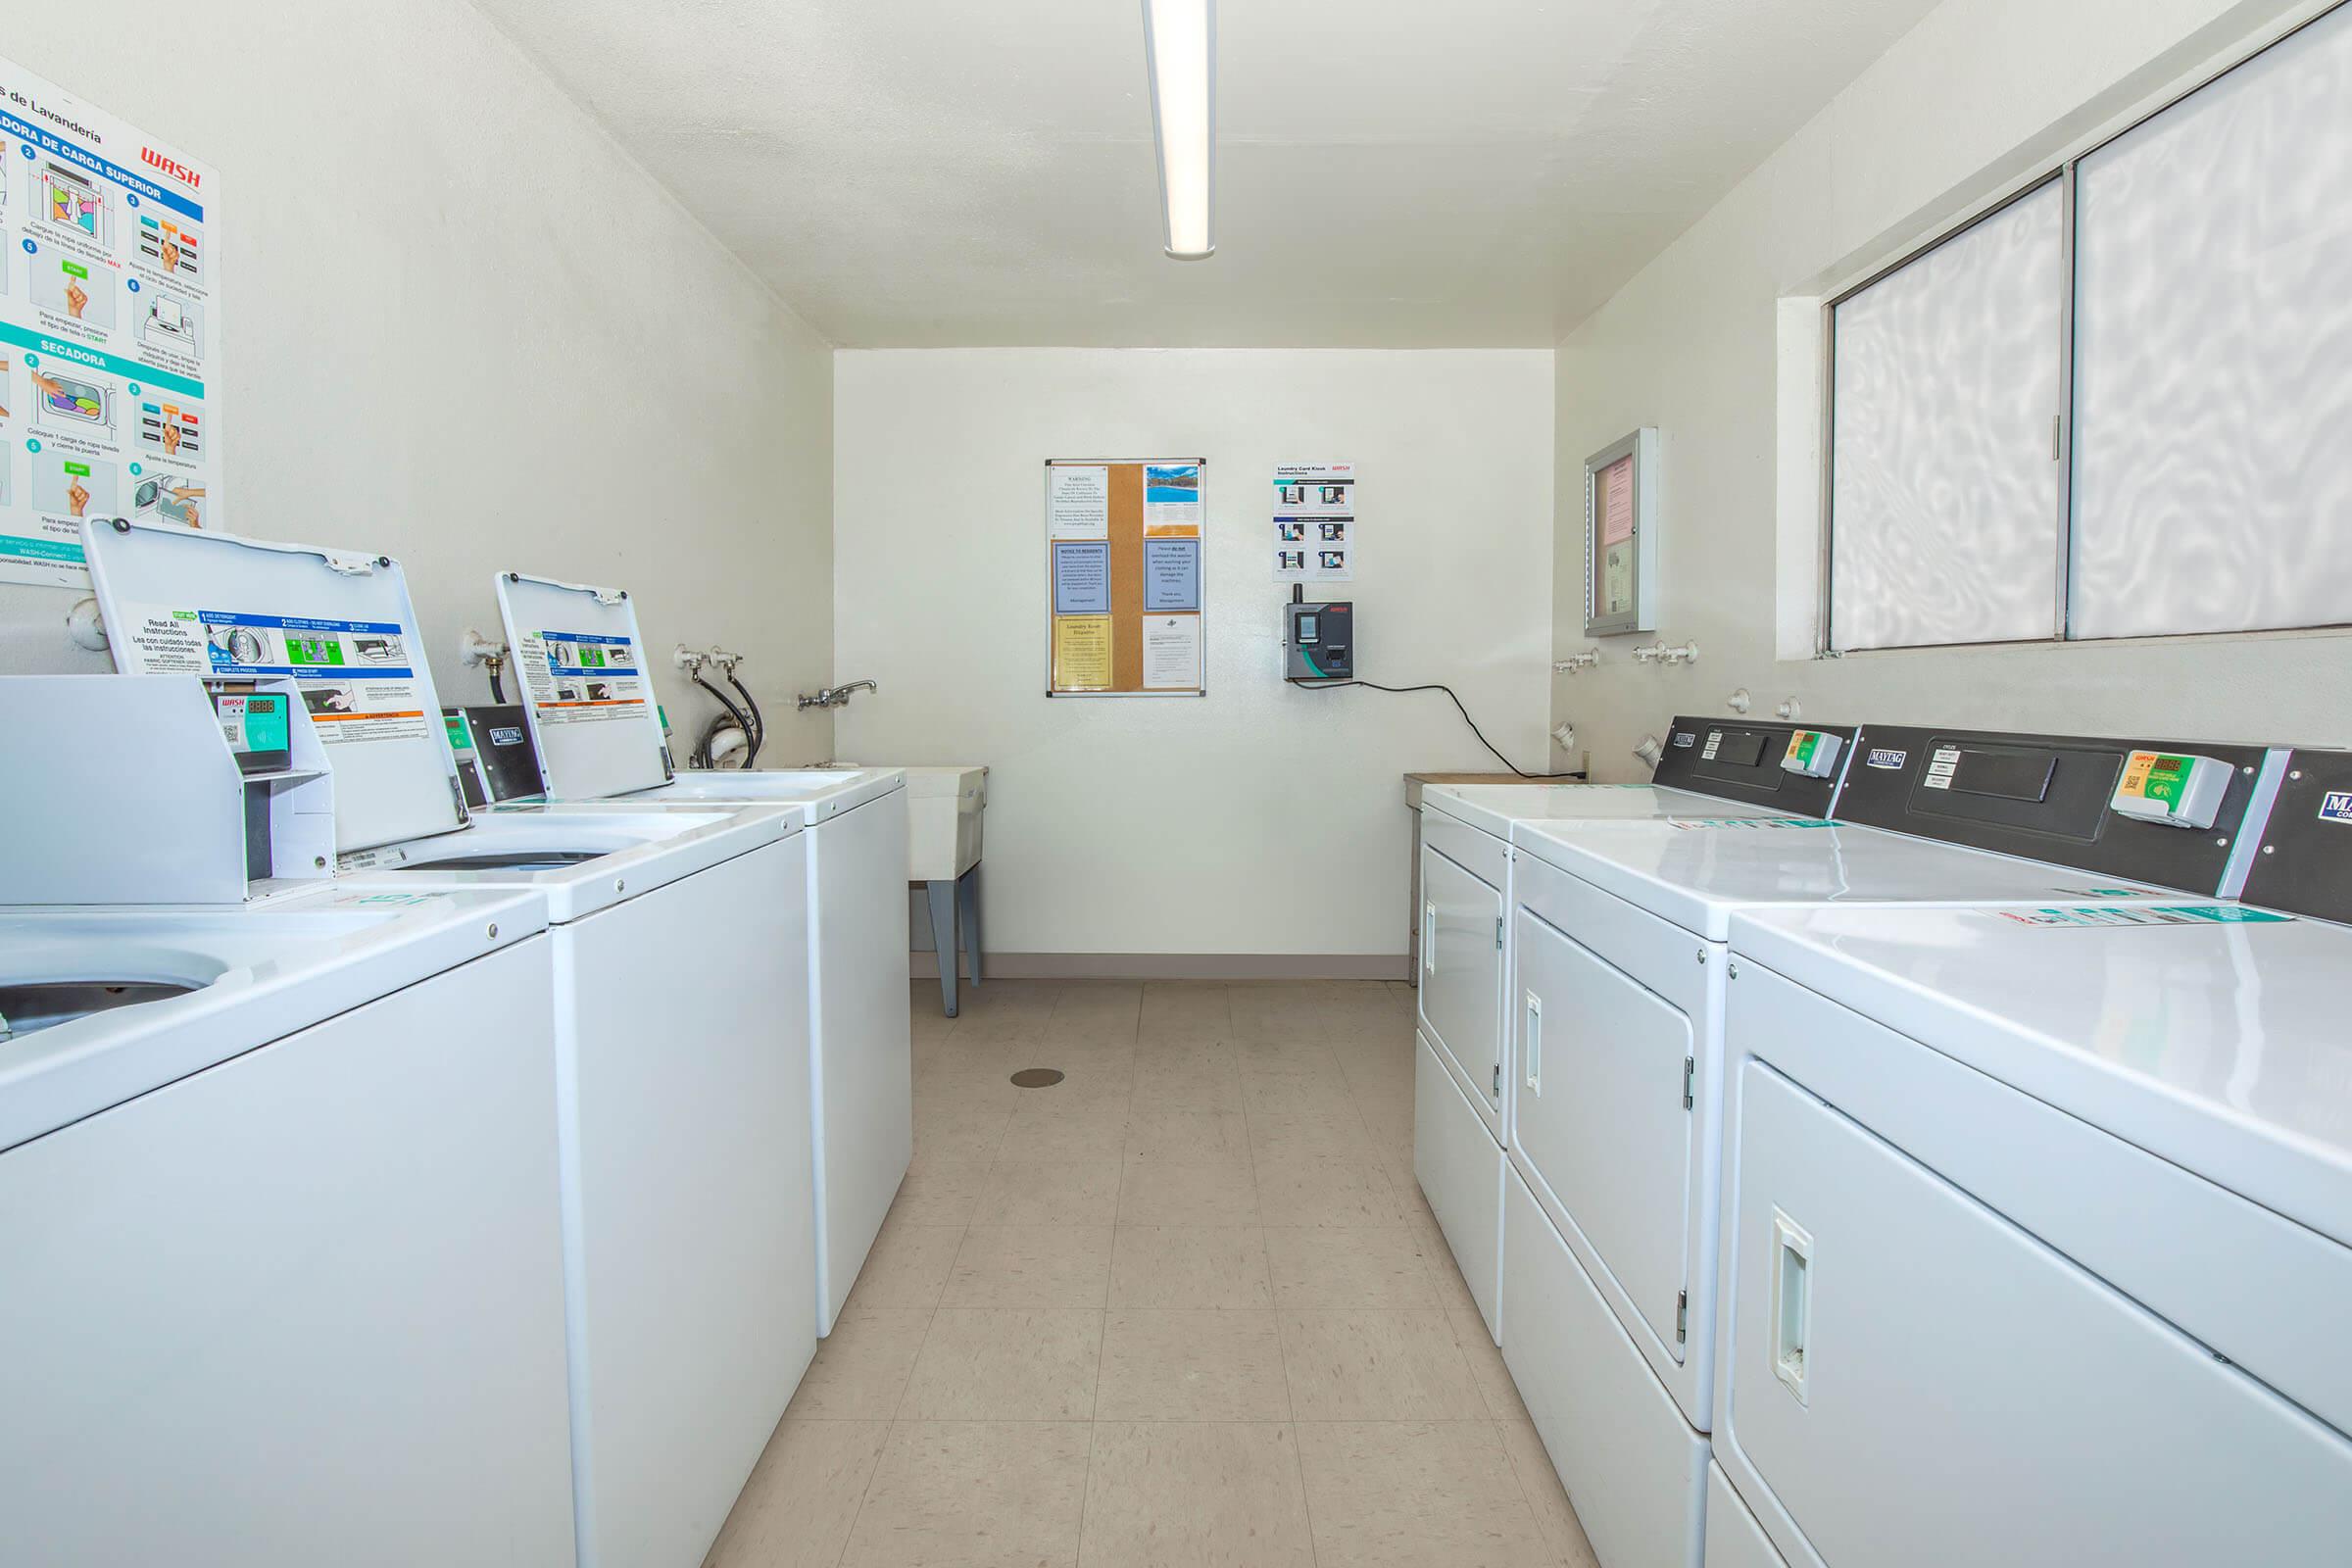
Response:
[0, 55, 220, 587]
[1046, 459, 1204, 696]
[1272, 463, 1352, 583]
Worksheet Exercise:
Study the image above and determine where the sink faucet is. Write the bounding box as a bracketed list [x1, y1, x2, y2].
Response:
[798, 679, 878, 710]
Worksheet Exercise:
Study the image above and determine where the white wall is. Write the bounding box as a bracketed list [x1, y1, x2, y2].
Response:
[1550, 0, 2350, 774]
[836, 349, 1553, 963]
[0, 2, 836, 760]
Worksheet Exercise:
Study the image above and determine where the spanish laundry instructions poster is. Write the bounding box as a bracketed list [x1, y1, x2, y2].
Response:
[0, 55, 220, 588]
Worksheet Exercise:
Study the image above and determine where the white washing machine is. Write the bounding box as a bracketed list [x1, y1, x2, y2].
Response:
[1414, 717, 1853, 1341]
[84, 523, 819, 1568]
[1499, 726, 2287, 1568]
[1710, 748, 2352, 1567]
[0, 674, 576, 1567]
[491, 570, 913, 1338]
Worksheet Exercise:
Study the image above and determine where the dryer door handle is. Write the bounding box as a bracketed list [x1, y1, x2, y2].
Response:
[1422, 902, 1438, 977]
[1522, 991, 1542, 1094]
[1771, 1207, 1813, 1406]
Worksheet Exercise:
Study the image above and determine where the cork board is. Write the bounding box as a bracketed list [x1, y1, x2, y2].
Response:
[1046, 459, 1204, 697]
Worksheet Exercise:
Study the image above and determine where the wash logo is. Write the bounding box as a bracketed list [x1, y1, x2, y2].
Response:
[2318, 790, 2352, 824]
[140, 147, 201, 190]
[1866, 748, 1907, 770]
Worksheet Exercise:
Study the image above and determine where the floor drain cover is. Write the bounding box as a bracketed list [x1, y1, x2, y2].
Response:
[1009, 1067, 1065, 1089]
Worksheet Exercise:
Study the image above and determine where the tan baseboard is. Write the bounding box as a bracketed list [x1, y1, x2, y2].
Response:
[908, 951, 1410, 982]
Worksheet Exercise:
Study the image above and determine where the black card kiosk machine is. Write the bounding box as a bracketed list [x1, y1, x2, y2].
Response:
[1285, 585, 1354, 682]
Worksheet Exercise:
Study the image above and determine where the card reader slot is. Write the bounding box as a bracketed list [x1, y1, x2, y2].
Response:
[1945, 748, 2057, 804]
[1708, 731, 1770, 769]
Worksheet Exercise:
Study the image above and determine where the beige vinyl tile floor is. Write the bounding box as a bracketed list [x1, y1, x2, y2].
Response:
[706, 979, 1601, 1568]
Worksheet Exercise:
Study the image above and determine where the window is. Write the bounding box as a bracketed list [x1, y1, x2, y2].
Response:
[1825, 1, 2352, 651]
[1830, 182, 2064, 651]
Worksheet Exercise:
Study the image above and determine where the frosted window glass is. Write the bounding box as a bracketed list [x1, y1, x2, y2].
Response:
[1829, 184, 2064, 650]
[2073, 6, 2352, 639]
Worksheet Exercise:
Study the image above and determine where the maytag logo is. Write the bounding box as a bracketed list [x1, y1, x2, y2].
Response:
[2318, 790, 2352, 824]
[490, 726, 525, 747]
[1867, 748, 1907, 770]
[141, 147, 201, 190]
[1670, 731, 1696, 748]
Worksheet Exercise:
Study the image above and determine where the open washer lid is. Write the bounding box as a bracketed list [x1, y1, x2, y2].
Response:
[83, 519, 467, 857]
[493, 571, 672, 802]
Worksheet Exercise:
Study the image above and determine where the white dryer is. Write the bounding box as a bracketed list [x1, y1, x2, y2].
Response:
[0, 674, 576, 1567]
[1710, 749, 2352, 1567]
[1414, 717, 1852, 1340]
[491, 570, 913, 1337]
[83, 522, 818, 1568]
[1499, 726, 2286, 1568]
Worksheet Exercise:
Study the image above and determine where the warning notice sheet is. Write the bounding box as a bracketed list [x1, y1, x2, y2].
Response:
[0, 53, 222, 587]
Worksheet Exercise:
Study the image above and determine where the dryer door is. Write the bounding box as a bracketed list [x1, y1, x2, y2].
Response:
[1725, 1059, 2352, 1565]
[1418, 842, 1503, 1123]
[1512, 906, 1693, 1362]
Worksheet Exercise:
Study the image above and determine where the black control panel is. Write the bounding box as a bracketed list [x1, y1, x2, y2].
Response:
[1649, 716, 1856, 814]
[2242, 748, 2352, 923]
[1833, 725, 2274, 896]
[444, 705, 546, 807]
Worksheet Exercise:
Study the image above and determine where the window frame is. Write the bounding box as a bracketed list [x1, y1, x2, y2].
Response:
[1820, 170, 2073, 654]
[1816, 1, 2348, 656]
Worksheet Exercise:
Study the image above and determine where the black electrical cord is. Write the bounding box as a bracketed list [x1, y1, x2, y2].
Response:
[725, 670, 765, 768]
[691, 673, 755, 769]
[1289, 677, 1582, 780]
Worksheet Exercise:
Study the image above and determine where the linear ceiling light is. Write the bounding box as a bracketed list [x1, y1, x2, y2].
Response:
[1142, 0, 1215, 259]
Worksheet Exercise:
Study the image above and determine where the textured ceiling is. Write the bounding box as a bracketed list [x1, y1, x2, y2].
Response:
[471, 0, 1939, 347]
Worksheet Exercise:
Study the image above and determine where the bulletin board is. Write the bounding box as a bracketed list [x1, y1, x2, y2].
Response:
[1045, 458, 1205, 697]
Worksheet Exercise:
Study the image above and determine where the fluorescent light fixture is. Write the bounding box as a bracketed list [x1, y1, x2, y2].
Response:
[1142, 0, 1215, 259]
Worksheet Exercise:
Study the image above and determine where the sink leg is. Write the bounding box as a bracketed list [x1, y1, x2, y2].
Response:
[926, 878, 959, 1017]
[957, 864, 982, 991]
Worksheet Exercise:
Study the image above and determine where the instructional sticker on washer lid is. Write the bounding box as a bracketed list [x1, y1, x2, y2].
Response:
[1666, 817, 1837, 832]
[112, 603, 434, 745]
[1993, 905, 2294, 928]
[513, 628, 650, 727]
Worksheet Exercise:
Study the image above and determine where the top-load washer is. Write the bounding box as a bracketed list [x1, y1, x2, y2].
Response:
[0, 672, 577, 1567]
[491, 570, 914, 1337]
[1496, 725, 2288, 1568]
[1710, 747, 2351, 1567]
[1413, 717, 1854, 1339]
[82, 522, 818, 1568]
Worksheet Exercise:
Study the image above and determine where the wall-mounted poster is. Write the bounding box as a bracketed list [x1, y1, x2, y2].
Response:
[1046, 459, 1204, 696]
[0, 53, 222, 588]
[1272, 462, 1352, 582]
[1585, 429, 1658, 636]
